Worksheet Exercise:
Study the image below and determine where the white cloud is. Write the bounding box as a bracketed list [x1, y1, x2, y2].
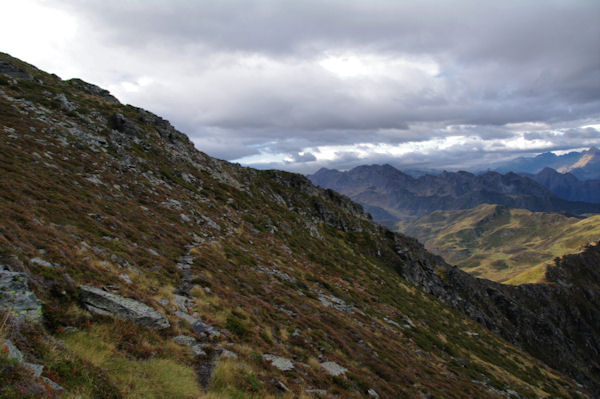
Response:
[1, 0, 599, 173]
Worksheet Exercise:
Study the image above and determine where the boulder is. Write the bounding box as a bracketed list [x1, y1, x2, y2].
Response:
[79, 285, 169, 329]
[173, 335, 206, 356]
[262, 354, 294, 371]
[192, 319, 220, 339]
[0, 270, 42, 321]
[109, 113, 140, 136]
[320, 361, 348, 376]
[2, 339, 24, 362]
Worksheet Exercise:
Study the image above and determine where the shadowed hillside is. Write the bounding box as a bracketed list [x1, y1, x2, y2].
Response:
[0, 52, 598, 398]
[309, 165, 600, 225]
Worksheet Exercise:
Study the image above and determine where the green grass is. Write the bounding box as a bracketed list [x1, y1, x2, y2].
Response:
[61, 326, 200, 399]
[397, 204, 600, 283]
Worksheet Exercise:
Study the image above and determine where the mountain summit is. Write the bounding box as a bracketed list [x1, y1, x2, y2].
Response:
[558, 147, 600, 180]
[1, 52, 599, 397]
[309, 164, 600, 225]
[493, 147, 600, 180]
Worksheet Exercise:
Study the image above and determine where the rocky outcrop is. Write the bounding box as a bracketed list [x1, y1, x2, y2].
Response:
[0, 270, 42, 321]
[0, 60, 33, 81]
[1, 339, 64, 394]
[64, 78, 119, 103]
[262, 354, 294, 371]
[393, 236, 600, 396]
[79, 285, 169, 329]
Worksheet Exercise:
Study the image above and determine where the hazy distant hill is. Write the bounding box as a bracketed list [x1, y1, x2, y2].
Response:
[558, 147, 600, 180]
[309, 164, 600, 224]
[493, 147, 600, 180]
[524, 167, 600, 203]
[397, 204, 600, 284]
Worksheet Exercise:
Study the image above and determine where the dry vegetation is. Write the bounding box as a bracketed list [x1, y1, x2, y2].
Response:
[398, 204, 600, 283]
[0, 52, 589, 398]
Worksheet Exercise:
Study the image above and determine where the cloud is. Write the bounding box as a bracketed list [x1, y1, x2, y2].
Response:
[288, 152, 317, 163]
[2, 0, 599, 172]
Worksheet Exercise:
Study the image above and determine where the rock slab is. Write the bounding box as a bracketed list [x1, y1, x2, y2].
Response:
[320, 361, 348, 376]
[80, 285, 169, 329]
[0, 270, 42, 321]
[262, 354, 294, 371]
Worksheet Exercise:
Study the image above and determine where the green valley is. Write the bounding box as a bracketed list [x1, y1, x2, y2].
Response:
[397, 204, 600, 283]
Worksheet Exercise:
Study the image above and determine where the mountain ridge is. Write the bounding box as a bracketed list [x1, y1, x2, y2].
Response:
[309, 164, 600, 225]
[524, 167, 600, 203]
[492, 147, 600, 180]
[1, 52, 599, 397]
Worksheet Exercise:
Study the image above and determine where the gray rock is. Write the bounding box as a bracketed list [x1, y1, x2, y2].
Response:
[0, 60, 33, 80]
[41, 376, 64, 392]
[263, 354, 294, 371]
[317, 292, 356, 314]
[80, 285, 169, 329]
[24, 362, 44, 377]
[192, 319, 220, 339]
[173, 335, 206, 356]
[173, 335, 197, 346]
[158, 299, 169, 306]
[306, 389, 327, 396]
[320, 361, 348, 376]
[66, 78, 119, 103]
[257, 267, 297, 283]
[368, 388, 380, 398]
[30, 257, 53, 268]
[219, 349, 238, 360]
[0, 270, 42, 321]
[273, 380, 290, 392]
[173, 294, 192, 312]
[191, 345, 207, 356]
[2, 339, 24, 362]
[55, 93, 76, 112]
[109, 112, 139, 136]
[175, 310, 197, 325]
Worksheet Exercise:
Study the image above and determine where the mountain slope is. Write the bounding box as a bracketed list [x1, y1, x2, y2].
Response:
[0, 52, 598, 398]
[397, 204, 600, 283]
[308, 165, 600, 225]
[558, 147, 600, 180]
[492, 148, 600, 179]
[525, 167, 600, 203]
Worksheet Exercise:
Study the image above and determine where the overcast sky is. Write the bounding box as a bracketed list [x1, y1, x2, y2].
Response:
[1, 0, 599, 173]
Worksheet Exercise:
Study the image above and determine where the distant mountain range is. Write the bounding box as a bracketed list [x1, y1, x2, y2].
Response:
[492, 147, 600, 180]
[308, 165, 600, 225]
[524, 167, 600, 203]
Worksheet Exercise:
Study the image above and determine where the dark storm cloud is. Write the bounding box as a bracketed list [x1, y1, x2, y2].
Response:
[41, 0, 600, 170]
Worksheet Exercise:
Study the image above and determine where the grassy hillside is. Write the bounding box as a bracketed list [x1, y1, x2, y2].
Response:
[0, 52, 593, 398]
[397, 204, 600, 283]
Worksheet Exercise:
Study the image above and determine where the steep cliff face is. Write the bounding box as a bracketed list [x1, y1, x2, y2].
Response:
[0, 52, 596, 398]
[393, 235, 600, 396]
